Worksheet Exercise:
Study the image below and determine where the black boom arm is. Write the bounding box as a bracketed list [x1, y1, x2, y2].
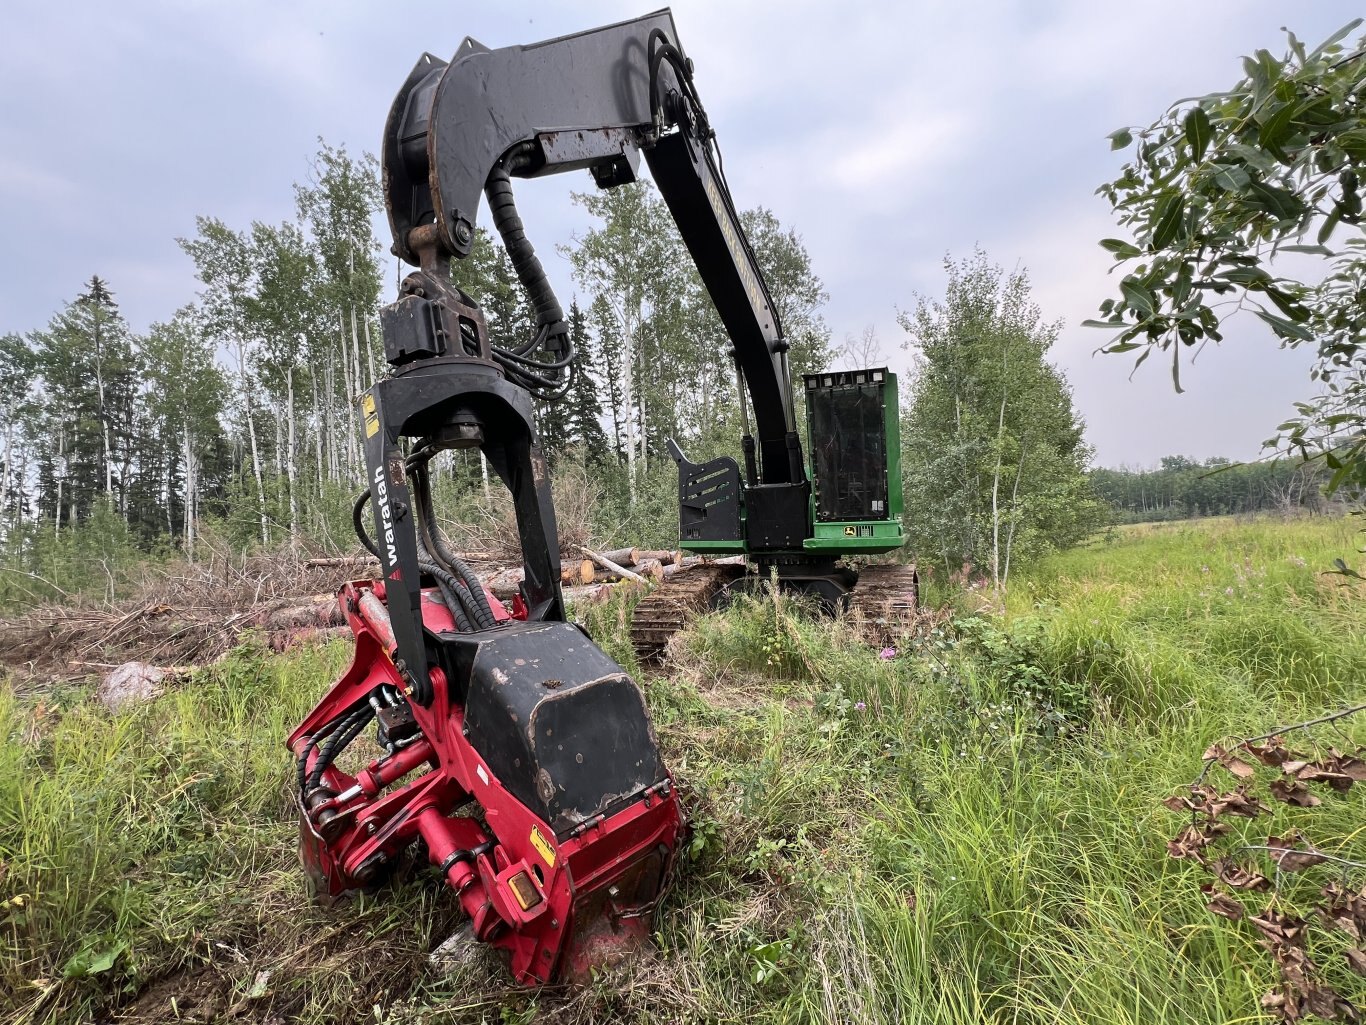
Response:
[383, 7, 805, 487]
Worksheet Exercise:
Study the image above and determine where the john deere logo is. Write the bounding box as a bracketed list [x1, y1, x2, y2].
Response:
[844, 526, 856, 536]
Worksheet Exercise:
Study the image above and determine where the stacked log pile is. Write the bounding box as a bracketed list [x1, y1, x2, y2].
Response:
[306, 547, 707, 603]
[0, 543, 734, 686]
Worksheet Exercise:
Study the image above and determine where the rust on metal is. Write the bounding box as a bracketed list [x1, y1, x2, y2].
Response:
[629, 563, 746, 661]
[847, 563, 920, 644]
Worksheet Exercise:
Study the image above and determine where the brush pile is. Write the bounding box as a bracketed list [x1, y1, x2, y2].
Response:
[0, 540, 708, 687]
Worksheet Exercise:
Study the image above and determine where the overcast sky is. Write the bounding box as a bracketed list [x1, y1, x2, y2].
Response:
[0, 0, 1356, 469]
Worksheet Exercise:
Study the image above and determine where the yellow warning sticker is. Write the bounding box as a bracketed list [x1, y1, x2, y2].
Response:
[362, 395, 380, 439]
[530, 825, 556, 868]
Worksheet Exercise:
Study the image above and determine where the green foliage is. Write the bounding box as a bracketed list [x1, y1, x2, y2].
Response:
[1092, 454, 1330, 522]
[4, 516, 1365, 1022]
[0, 130, 833, 575]
[900, 249, 1107, 585]
[1094, 21, 1366, 496]
[0, 498, 153, 610]
[564, 181, 828, 509]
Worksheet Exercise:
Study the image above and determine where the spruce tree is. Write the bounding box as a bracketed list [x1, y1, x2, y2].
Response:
[29, 277, 138, 527]
[564, 300, 610, 466]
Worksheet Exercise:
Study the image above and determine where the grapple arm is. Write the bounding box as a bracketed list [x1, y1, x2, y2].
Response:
[384, 7, 805, 487]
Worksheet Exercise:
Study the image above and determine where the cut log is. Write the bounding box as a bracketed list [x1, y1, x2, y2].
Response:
[579, 546, 647, 584]
[562, 559, 595, 586]
[268, 625, 351, 652]
[634, 558, 665, 581]
[479, 561, 594, 598]
[599, 547, 636, 566]
[305, 555, 379, 569]
[482, 567, 525, 601]
[631, 549, 679, 566]
[252, 597, 345, 631]
[562, 578, 647, 605]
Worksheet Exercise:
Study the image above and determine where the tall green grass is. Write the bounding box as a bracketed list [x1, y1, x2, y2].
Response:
[1, 514, 1362, 1023]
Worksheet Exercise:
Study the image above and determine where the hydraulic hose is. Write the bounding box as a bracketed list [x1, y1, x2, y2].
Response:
[306, 702, 375, 792]
[485, 160, 564, 341]
[418, 559, 474, 632]
[412, 462, 496, 629]
[483, 152, 576, 400]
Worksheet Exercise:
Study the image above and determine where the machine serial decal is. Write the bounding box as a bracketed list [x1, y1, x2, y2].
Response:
[530, 825, 556, 867]
[362, 394, 380, 438]
[702, 172, 770, 332]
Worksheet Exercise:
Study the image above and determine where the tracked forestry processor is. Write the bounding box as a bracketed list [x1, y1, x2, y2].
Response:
[288, 8, 914, 984]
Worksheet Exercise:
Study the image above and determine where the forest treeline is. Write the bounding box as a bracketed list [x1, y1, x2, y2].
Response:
[0, 140, 1334, 606]
[0, 141, 828, 582]
[1091, 456, 1331, 524]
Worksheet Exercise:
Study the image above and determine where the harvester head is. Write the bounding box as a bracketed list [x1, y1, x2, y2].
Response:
[288, 579, 684, 984]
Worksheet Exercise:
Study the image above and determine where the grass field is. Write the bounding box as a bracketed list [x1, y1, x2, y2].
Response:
[2, 515, 1364, 1024]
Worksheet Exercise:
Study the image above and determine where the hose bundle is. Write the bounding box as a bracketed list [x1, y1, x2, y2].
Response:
[482, 145, 575, 401]
[352, 446, 498, 634]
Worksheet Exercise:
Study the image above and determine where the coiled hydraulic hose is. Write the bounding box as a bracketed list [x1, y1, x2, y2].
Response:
[303, 699, 376, 793]
[482, 147, 576, 400]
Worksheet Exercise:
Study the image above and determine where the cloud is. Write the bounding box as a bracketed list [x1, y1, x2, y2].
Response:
[0, 157, 75, 204]
[0, 0, 1358, 466]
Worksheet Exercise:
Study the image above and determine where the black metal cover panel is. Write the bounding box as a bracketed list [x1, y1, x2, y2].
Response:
[805, 374, 890, 522]
[458, 622, 667, 836]
[671, 442, 742, 543]
[744, 481, 811, 550]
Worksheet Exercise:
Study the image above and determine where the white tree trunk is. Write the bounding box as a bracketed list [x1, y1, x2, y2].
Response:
[287, 367, 299, 543]
[235, 336, 268, 545]
[311, 376, 324, 502]
[339, 311, 360, 479]
[182, 424, 195, 560]
[1001, 446, 1027, 589]
[362, 315, 377, 388]
[54, 422, 65, 538]
[622, 315, 637, 504]
[990, 389, 1007, 593]
[1, 425, 11, 535]
[94, 317, 113, 499]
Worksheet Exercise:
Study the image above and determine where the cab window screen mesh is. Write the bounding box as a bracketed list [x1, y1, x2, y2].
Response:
[808, 384, 888, 521]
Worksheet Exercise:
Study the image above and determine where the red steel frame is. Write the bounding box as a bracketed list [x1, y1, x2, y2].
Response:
[287, 580, 685, 984]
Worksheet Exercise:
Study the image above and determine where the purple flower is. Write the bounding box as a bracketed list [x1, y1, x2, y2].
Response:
[854, 701, 867, 712]
[879, 647, 896, 660]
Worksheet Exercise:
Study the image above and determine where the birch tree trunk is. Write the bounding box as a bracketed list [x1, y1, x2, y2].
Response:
[622, 313, 637, 504]
[989, 376, 1008, 593]
[235, 336, 268, 545]
[55, 423, 65, 538]
[94, 318, 113, 499]
[311, 376, 325, 501]
[287, 366, 299, 544]
[1, 425, 11, 534]
[182, 424, 195, 560]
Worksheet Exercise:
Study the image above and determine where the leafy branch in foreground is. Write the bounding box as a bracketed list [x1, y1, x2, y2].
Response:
[1093, 20, 1366, 497]
[1165, 705, 1366, 1022]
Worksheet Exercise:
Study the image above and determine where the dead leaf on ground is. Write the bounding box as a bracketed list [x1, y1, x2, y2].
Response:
[1213, 857, 1272, 892]
[1270, 779, 1323, 808]
[1264, 835, 1330, 874]
[1203, 888, 1246, 921]
[1203, 743, 1258, 779]
[1345, 948, 1366, 977]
